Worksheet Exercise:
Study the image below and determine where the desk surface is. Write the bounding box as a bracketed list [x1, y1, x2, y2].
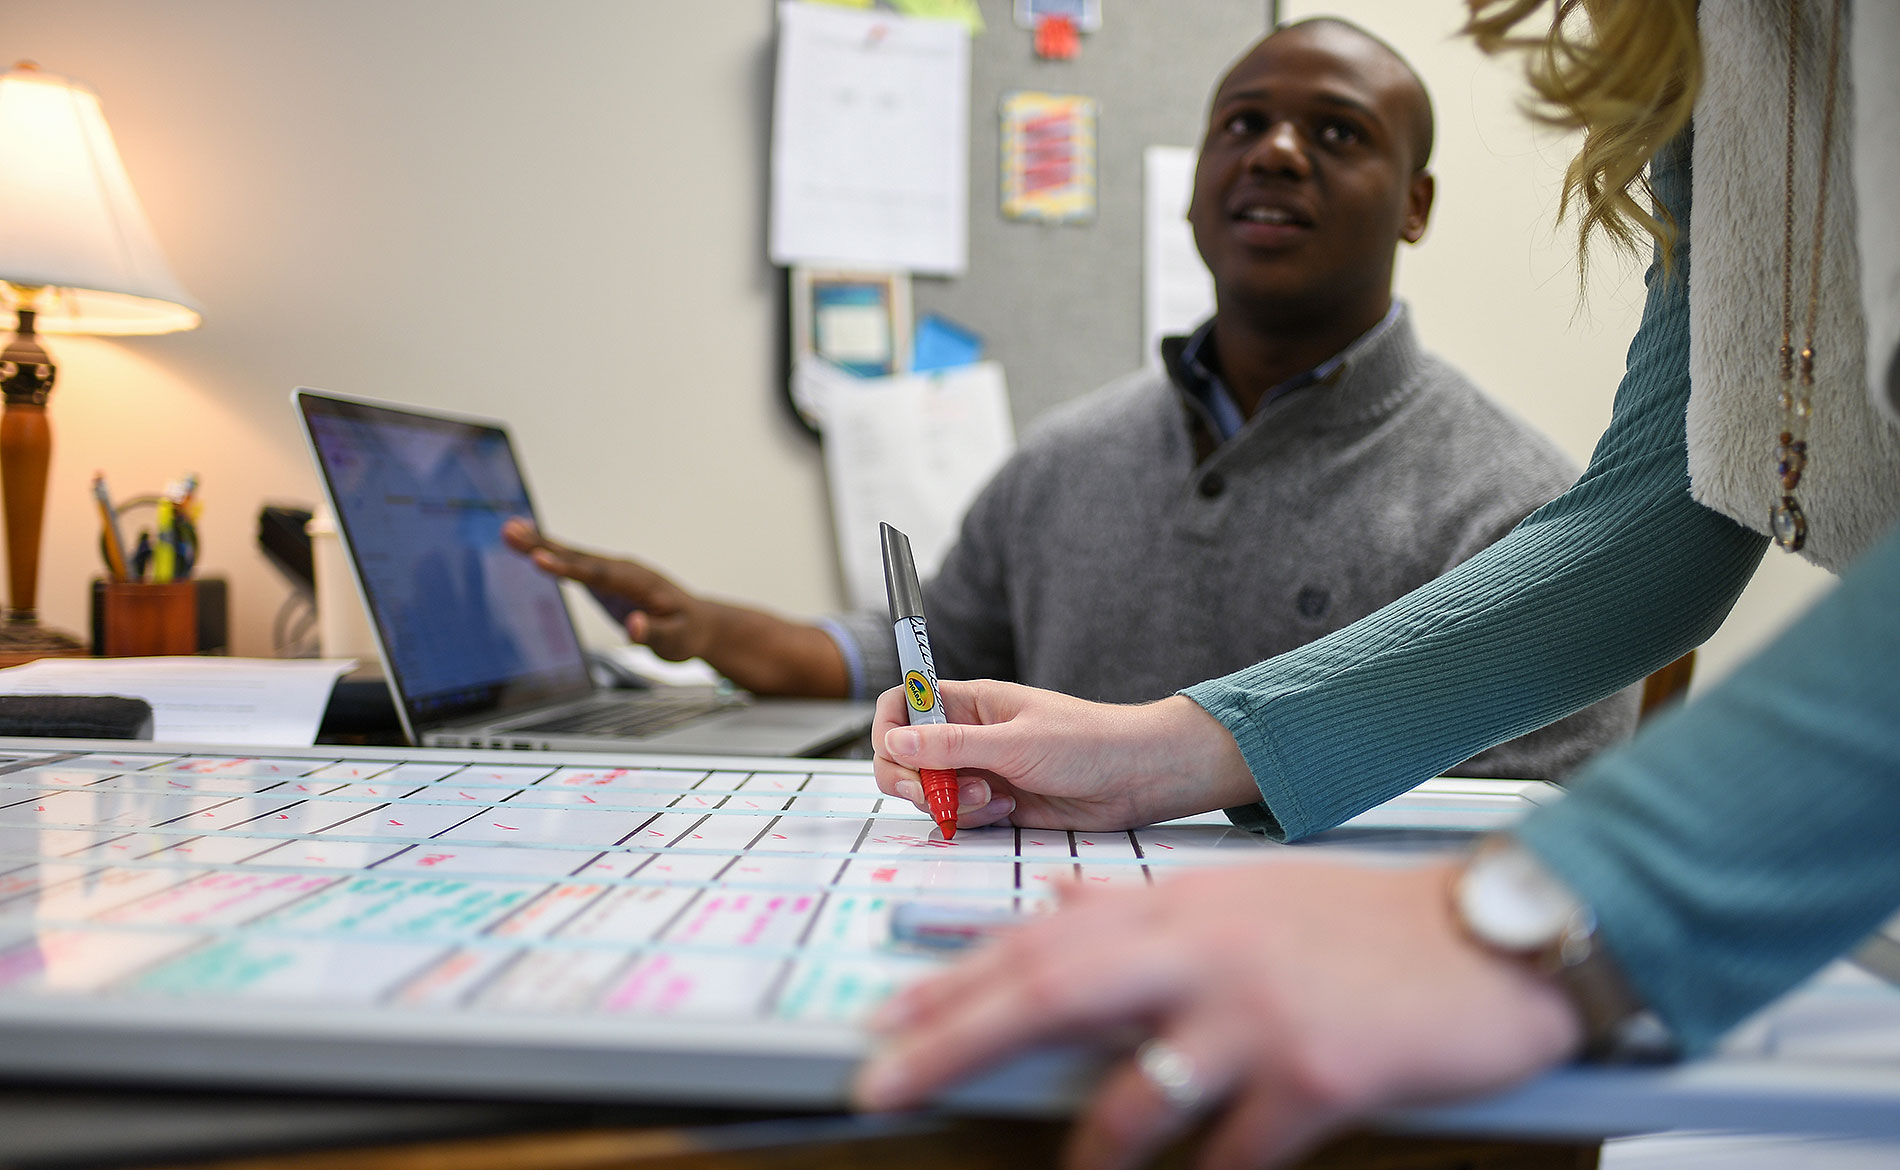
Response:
[0, 1090, 1602, 1170]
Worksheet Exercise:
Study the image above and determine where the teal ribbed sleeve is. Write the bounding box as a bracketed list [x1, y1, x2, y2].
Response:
[1515, 516, 1900, 1053]
[1184, 132, 1771, 842]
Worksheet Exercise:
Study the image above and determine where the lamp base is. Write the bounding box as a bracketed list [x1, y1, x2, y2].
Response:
[0, 614, 88, 668]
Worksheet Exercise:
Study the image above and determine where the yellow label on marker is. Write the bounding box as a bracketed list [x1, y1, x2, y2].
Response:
[904, 670, 935, 713]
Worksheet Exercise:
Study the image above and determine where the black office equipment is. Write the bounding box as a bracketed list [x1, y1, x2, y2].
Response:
[0, 695, 153, 739]
[258, 505, 316, 592]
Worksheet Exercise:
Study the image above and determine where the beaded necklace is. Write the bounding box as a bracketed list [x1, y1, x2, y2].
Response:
[1770, 0, 1846, 553]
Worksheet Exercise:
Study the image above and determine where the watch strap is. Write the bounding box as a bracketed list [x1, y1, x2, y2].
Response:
[1541, 902, 1677, 1063]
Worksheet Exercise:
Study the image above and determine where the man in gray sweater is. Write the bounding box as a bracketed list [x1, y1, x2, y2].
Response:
[506, 18, 1637, 782]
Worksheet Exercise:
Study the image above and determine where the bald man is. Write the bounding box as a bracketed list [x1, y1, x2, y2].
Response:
[510, 19, 1639, 784]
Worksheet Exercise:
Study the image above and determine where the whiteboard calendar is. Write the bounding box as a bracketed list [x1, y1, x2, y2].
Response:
[0, 739, 1555, 1109]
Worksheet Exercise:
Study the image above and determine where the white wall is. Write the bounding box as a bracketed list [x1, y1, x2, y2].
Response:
[7, 0, 1836, 690]
[7, 0, 833, 658]
[1281, 0, 1839, 687]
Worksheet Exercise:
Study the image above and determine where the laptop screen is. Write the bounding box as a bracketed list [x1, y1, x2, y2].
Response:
[297, 391, 594, 730]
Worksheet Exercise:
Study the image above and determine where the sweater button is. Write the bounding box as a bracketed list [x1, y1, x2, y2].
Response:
[1198, 472, 1225, 499]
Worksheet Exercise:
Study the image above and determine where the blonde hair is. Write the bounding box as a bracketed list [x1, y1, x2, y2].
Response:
[1464, 0, 1701, 281]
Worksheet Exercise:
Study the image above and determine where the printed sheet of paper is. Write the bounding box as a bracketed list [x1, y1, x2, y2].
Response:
[1144, 145, 1215, 364]
[0, 658, 355, 746]
[770, 2, 971, 275]
[795, 358, 1016, 611]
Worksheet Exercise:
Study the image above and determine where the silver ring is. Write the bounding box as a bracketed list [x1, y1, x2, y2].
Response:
[1135, 1038, 1205, 1115]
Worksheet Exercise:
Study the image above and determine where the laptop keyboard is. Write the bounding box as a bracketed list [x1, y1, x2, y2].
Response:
[509, 693, 742, 739]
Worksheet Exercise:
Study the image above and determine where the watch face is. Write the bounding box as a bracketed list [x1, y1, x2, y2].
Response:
[1457, 841, 1584, 953]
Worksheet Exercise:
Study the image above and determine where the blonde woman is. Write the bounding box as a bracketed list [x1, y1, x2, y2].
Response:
[854, 2, 1900, 1166]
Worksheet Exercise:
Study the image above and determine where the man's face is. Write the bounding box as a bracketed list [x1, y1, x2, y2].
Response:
[1187, 25, 1433, 325]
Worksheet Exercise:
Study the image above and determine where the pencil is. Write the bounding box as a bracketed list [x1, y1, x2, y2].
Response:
[92, 473, 130, 583]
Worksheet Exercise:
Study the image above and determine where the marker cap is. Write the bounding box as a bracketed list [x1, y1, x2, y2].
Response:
[880, 522, 927, 622]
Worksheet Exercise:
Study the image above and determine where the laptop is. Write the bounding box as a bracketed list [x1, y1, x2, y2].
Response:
[294, 388, 875, 756]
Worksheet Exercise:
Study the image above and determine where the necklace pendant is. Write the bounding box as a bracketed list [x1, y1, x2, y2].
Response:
[1771, 495, 1808, 552]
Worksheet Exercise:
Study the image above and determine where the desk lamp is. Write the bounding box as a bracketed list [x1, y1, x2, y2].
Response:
[0, 61, 201, 662]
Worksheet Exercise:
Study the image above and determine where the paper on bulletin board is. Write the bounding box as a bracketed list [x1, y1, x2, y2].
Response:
[790, 268, 913, 381]
[1000, 92, 1097, 223]
[1143, 145, 1215, 365]
[1014, 0, 1102, 31]
[805, 0, 985, 32]
[795, 359, 1015, 610]
[890, 0, 985, 33]
[770, 2, 971, 275]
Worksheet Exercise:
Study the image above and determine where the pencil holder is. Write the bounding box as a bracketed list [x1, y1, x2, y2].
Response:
[98, 581, 198, 657]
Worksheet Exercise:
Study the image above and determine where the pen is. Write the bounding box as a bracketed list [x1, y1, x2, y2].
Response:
[130, 531, 153, 582]
[880, 521, 961, 840]
[153, 493, 177, 584]
[174, 480, 199, 580]
[152, 476, 201, 582]
[92, 473, 129, 582]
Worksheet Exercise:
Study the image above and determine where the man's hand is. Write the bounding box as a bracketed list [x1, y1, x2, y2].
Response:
[854, 859, 1584, 1170]
[501, 518, 711, 660]
[500, 518, 850, 697]
[872, 680, 1261, 831]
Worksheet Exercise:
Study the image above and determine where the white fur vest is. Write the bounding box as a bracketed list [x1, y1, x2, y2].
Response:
[1688, 0, 1900, 572]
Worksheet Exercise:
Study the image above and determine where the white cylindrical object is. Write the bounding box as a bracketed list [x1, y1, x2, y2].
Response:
[306, 506, 380, 662]
[892, 616, 946, 725]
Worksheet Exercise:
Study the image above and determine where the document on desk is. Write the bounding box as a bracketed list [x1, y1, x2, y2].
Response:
[769, 1, 970, 274]
[0, 658, 355, 746]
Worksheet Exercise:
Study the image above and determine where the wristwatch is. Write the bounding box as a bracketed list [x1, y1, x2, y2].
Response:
[1452, 836, 1676, 1063]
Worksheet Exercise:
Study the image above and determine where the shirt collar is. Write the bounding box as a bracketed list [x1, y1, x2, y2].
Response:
[1174, 301, 1405, 443]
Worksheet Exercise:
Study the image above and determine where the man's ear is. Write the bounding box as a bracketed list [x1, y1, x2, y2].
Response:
[1400, 171, 1435, 244]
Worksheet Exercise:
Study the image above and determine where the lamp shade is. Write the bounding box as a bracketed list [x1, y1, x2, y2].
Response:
[0, 62, 201, 336]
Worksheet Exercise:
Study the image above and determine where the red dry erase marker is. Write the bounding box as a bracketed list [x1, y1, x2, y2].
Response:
[881, 522, 960, 840]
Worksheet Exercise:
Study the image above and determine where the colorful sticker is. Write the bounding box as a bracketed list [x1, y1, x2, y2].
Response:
[904, 670, 936, 712]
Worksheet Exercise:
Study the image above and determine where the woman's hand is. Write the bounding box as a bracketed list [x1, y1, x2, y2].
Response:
[872, 679, 1261, 831]
[854, 858, 1583, 1170]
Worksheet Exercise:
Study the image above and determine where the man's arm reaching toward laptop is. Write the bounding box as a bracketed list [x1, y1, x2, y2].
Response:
[501, 519, 850, 698]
